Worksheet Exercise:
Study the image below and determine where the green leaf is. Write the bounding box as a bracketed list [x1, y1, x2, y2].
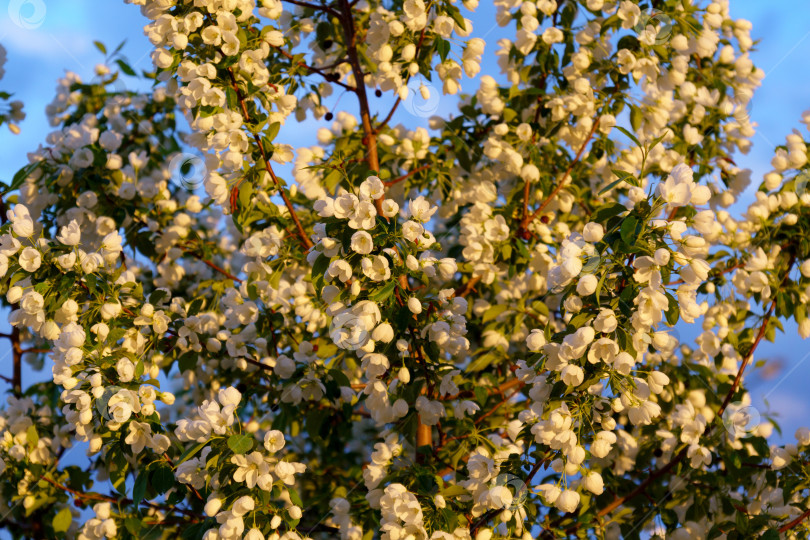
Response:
[616, 126, 640, 147]
[187, 297, 205, 316]
[734, 509, 749, 533]
[125, 517, 143, 535]
[8, 162, 41, 194]
[288, 487, 303, 507]
[446, 5, 467, 32]
[134, 360, 145, 379]
[115, 59, 136, 77]
[630, 106, 642, 132]
[110, 456, 128, 495]
[52, 507, 72, 533]
[224, 87, 237, 111]
[265, 122, 281, 141]
[620, 216, 638, 245]
[665, 293, 680, 326]
[324, 169, 342, 192]
[598, 177, 625, 195]
[151, 463, 175, 494]
[312, 254, 330, 278]
[609, 168, 639, 188]
[591, 202, 627, 223]
[227, 434, 254, 454]
[436, 39, 450, 62]
[177, 351, 197, 373]
[27, 424, 39, 447]
[467, 352, 497, 372]
[369, 281, 396, 303]
[93, 41, 107, 55]
[441, 485, 468, 498]
[502, 108, 517, 123]
[483, 304, 508, 323]
[111, 40, 127, 56]
[132, 472, 148, 505]
[149, 289, 168, 305]
[328, 369, 351, 387]
[175, 440, 209, 467]
[760, 529, 780, 540]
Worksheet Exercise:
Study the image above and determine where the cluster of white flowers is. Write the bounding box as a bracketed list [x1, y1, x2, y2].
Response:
[78, 502, 117, 540]
[6, 0, 810, 538]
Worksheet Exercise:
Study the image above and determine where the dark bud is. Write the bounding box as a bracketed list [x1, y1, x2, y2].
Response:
[323, 39, 333, 49]
[653, 448, 663, 457]
[237, 383, 247, 393]
[325, 112, 334, 121]
[375, 89, 382, 97]
[540, 215, 550, 224]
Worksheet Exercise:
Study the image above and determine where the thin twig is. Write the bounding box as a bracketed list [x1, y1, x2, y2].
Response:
[522, 118, 601, 230]
[281, 0, 340, 17]
[224, 67, 313, 250]
[273, 47, 354, 92]
[187, 251, 242, 283]
[385, 165, 429, 187]
[780, 507, 810, 532]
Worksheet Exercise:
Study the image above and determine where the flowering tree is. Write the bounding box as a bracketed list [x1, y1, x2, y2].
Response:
[3, 0, 810, 538]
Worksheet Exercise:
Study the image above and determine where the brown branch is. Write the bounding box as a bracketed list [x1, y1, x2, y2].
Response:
[474, 387, 520, 426]
[0, 198, 20, 393]
[245, 357, 274, 372]
[40, 476, 199, 518]
[40, 476, 117, 503]
[224, 66, 313, 250]
[281, 0, 340, 16]
[442, 378, 524, 402]
[273, 47, 354, 92]
[11, 324, 20, 394]
[188, 251, 242, 283]
[385, 165, 429, 187]
[780, 507, 810, 533]
[412, 335, 434, 457]
[522, 117, 601, 231]
[454, 275, 481, 298]
[376, 97, 401, 134]
[20, 348, 50, 355]
[717, 252, 795, 418]
[591, 446, 688, 520]
[337, 0, 378, 173]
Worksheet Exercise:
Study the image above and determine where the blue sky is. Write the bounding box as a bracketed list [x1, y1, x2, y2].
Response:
[0, 0, 809, 488]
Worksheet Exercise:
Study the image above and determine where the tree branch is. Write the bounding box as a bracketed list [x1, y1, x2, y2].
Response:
[581, 253, 797, 528]
[0, 198, 21, 394]
[337, 0, 378, 173]
[187, 251, 242, 283]
[780, 507, 810, 532]
[385, 165, 429, 187]
[281, 0, 340, 17]
[273, 46, 355, 92]
[717, 252, 795, 418]
[521, 118, 601, 232]
[454, 275, 481, 298]
[224, 66, 313, 250]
